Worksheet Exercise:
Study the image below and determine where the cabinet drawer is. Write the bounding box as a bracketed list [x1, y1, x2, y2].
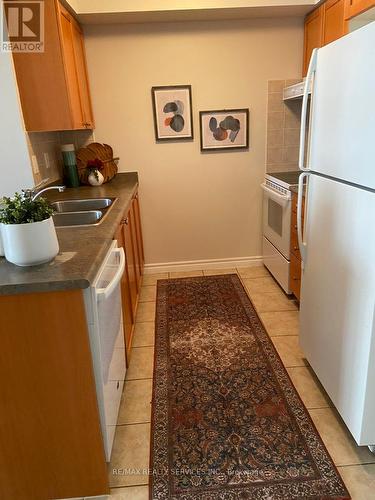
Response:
[290, 253, 302, 300]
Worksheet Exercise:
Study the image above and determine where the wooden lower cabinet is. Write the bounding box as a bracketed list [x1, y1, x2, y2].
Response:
[290, 253, 302, 301]
[114, 189, 145, 363]
[0, 290, 109, 500]
[290, 192, 304, 300]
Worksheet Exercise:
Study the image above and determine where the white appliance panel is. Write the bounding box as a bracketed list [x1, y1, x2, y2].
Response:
[300, 175, 375, 444]
[262, 236, 291, 294]
[262, 185, 292, 260]
[308, 22, 375, 189]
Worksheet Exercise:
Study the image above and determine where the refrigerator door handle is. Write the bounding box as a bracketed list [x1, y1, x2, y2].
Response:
[299, 48, 318, 171]
[297, 172, 309, 262]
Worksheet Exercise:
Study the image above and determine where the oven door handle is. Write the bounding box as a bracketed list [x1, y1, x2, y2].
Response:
[261, 183, 291, 207]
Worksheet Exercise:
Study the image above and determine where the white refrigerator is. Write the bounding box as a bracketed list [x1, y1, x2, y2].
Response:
[297, 21, 375, 448]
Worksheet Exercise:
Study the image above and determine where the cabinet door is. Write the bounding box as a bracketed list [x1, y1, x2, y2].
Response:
[58, 5, 84, 129]
[324, 0, 347, 45]
[130, 200, 142, 289]
[114, 225, 133, 362]
[345, 0, 375, 19]
[71, 19, 95, 128]
[123, 214, 138, 320]
[303, 6, 324, 76]
[133, 193, 145, 274]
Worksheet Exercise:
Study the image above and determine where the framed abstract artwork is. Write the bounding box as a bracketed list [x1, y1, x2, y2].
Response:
[151, 85, 193, 141]
[199, 109, 249, 151]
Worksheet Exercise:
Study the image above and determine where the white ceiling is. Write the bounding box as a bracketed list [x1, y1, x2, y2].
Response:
[64, 0, 316, 24]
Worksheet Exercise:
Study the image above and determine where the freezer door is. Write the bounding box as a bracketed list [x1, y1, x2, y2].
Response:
[308, 21, 375, 189]
[300, 174, 375, 445]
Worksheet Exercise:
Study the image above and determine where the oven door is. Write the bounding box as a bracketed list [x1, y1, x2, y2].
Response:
[261, 183, 292, 259]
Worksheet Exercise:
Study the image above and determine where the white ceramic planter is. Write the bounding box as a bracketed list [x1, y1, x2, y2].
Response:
[0, 225, 4, 257]
[88, 170, 104, 186]
[2, 217, 59, 266]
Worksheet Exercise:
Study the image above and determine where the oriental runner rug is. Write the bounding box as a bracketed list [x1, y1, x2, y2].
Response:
[150, 274, 350, 500]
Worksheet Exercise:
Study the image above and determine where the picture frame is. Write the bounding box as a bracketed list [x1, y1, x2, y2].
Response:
[151, 85, 194, 141]
[199, 108, 249, 151]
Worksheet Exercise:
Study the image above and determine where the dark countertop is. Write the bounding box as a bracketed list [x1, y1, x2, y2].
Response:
[0, 172, 138, 296]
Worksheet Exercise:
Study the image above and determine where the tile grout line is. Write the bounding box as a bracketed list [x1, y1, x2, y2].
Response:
[125, 377, 153, 382]
[116, 421, 151, 427]
[337, 461, 375, 468]
[110, 483, 148, 490]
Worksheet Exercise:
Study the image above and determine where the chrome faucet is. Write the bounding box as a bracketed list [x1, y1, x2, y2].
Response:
[28, 178, 66, 201]
[31, 185, 66, 201]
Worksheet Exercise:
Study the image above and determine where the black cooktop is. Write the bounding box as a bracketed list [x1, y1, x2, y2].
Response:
[266, 170, 302, 187]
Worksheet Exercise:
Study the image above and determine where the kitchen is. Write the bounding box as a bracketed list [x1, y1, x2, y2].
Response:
[0, 1, 374, 499]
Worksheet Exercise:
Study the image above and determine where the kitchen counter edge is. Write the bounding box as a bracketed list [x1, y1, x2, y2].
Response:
[0, 172, 139, 296]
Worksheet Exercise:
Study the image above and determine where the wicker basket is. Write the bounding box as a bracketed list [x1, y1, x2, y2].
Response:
[76, 143, 118, 185]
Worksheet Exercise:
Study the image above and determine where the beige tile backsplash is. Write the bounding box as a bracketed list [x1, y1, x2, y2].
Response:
[266, 79, 302, 173]
[27, 130, 94, 185]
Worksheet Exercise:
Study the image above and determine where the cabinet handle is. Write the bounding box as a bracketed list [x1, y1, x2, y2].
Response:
[293, 246, 299, 251]
[117, 381, 120, 389]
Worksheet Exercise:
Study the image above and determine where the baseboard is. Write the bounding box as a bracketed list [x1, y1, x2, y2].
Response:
[144, 256, 263, 274]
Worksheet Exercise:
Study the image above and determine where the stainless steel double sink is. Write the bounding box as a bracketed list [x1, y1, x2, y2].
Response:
[52, 197, 116, 227]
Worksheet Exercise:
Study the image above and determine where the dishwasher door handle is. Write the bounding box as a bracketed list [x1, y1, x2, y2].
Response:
[96, 247, 125, 301]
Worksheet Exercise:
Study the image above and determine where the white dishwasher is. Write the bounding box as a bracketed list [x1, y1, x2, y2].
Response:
[84, 240, 126, 461]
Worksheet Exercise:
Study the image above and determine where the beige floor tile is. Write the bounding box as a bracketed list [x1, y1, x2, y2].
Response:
[338, 463, 375, 500]
[109, 423, 150, 487]
[126, 347, 154, 380]
[142, 273, 168, 286]
[309, 408, 375, 466]
[139, 286, 156, 303]
[110, 485, 148, 499]
[203, 268, 237, 276]
[133, 322, 155, 347]
[287, 366, 332, 409]
[237, 265, 270, 278]
[169, 270, 203, 278]
[136, 302, 156, 322]
[249, 289, 298, 313]
[259, 310, 299, 336]
[272, 335, 307, 367]
[118, 379, 152, 425]
[243, 276, 281, 295]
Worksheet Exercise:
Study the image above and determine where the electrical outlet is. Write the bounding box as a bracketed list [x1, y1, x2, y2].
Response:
[31, 155, 40, 175]
[43, 152, 50, 169]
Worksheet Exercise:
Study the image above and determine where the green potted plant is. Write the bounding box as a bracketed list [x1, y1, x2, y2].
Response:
[0, 190, 60, 266]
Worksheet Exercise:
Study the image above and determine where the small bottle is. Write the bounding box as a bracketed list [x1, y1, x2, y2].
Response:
[61, 144, 80, 188]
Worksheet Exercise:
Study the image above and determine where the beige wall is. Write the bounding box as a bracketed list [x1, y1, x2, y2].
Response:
[84, 18, 303, 266]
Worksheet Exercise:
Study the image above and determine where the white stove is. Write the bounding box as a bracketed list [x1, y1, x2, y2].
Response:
[261, 171, 301, 294]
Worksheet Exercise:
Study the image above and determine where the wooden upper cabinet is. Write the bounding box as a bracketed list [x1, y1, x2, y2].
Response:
[303, 6, 324, 76]
[11, 1, 94, 131]
[70, 17, 94, 128]
[345, 0, 375, 19]
[323, 0, 347, 45]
